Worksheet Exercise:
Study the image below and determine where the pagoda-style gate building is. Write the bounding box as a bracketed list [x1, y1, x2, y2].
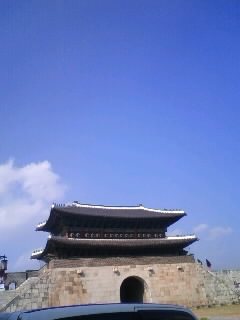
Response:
[32, 203, 197, 261]
[29, 202, 206, 306]
[1, 203, 239, 312]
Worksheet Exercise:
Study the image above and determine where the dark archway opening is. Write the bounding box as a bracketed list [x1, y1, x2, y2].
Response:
[120, 276, 144, 303]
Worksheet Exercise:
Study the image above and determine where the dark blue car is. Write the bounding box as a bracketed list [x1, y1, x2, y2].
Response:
[0, 303, 198, 320]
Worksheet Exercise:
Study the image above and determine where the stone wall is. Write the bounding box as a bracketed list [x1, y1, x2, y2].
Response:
[49, 255, 195, 268]
[213, 270, 240, 286]
[0, 273, 50, 312]
[213, 269, 240, 297]
[1, 258, 239, 312]
[48, 260, 205, 307]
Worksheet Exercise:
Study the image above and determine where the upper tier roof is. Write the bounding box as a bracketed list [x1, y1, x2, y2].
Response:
[36, 202, 186, 232]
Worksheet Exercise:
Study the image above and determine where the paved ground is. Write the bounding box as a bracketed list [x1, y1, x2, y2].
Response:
[192, 304, 240, 319]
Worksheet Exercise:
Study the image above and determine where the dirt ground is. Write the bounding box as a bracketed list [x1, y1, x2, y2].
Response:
[191, 304, 240, 317]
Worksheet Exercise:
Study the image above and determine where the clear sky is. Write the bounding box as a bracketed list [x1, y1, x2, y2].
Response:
[0, 0, 239, 271]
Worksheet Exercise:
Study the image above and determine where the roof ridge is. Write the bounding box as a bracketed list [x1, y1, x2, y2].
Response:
[55, 202, 186, 214]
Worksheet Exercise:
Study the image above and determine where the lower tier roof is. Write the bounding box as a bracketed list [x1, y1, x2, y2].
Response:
[31, 235, 198, 261]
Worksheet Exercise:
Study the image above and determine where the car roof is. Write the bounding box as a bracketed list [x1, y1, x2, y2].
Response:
[1, 303, 198, 320]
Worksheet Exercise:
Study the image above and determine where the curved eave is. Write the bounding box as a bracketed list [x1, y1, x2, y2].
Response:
[36, 221, 47, 231]
[31, 249, 44, 260]
[31, 235, 198, 260]
[50, 235, 198, 248]
[36, 204, 186, 232]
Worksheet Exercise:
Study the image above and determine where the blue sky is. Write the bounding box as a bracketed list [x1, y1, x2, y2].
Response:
[0, 0, 239, 271]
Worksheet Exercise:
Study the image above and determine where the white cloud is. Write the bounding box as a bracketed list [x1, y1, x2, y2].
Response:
[0, 159, 66, 232]
[207, 226, 232, 240]
[193, 223, 209, 233]
[193, 223, 233, 241]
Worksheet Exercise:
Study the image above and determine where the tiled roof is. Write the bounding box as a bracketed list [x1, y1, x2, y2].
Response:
[31, 235, 198, 260]
[36, 203, 186, 232]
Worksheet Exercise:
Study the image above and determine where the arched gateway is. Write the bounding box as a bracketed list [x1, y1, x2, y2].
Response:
[120, 276, 144, 303]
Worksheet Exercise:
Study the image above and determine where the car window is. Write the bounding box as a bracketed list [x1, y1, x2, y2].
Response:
[137, 310, 196, 320]
[54, 312, 137, 320]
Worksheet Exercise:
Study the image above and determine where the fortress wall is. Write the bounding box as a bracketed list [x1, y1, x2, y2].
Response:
[49, 255, 195, 268]
[212, 269, 240, 298]
[0, 277, 49, 312]
[196, 265, 240, 306]
[1, 260, 239, 312]
[213, 270, 240, 289]
[0, 290, 17, 310]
